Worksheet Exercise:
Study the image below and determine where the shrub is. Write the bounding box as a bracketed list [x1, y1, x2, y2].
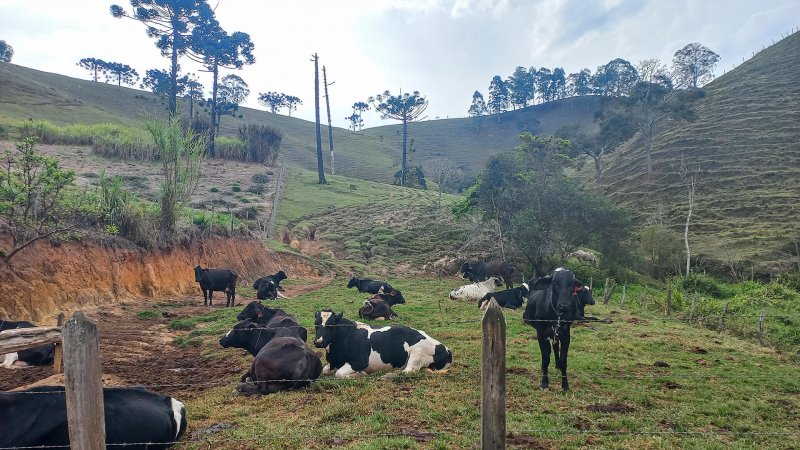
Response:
[251, 174, 269, 184]
[777, 271, 800, 293]
[215, 136, 248, 160]
[210, 187, 219, 193]
[231, 183, 241, 193]
[247, 184, 265, 194]
[136, 310, 159, 320]
[680, 273, 735, 299]
[237, 123, 282, 164]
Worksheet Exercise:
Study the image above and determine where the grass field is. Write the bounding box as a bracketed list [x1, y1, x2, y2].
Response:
[163, 278, 799, 449]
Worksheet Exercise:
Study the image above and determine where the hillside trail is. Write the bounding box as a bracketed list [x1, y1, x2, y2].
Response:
[0, 275, 334, 397]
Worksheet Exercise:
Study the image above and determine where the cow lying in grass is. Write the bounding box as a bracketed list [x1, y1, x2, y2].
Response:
[347, 277, 406, 304]
[358, 293, 399, 320]
[478, 283, 530, 310]
[313, 310, 452, 378]
[449, 277, 503, 301]
[235, 301, 307, 342]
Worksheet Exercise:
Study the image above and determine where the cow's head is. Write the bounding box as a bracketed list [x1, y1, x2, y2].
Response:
[347, 277, 358, 289]
[577, 286, 595, 306]
[486, 276, 503, 288]
[236, 301, 264, 321]
[380, 286, 405, 305]
[274, 270, 288, 282]
[531, 268, 583, 319]
[314, 309, 343, 348]
[219, 319, 272, 349]
[193, 266, 204, 282]
[460, 262, 472, 278]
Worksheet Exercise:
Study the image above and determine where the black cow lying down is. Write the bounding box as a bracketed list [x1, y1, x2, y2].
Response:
[235, 301, 307, 342]
[220, 320, 322, 395]
[478, 283, 530, 310]
[358, 294, 398, 321]
[0, 320, 55, 368]
[347, 277, 406, 304]
[253, 270, 288, 300]
[0, 386, 186, 449]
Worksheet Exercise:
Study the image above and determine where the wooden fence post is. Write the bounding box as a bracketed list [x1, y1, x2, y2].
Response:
[758, 309, 766, 346]
[641, 289, 649, 310]
[718, 303, 729, 333]
[620, 285, 626, 307]
[666, 288, 672, 317]
[481, 299, 506, 450]
[688, 294, 697, 323]
[63, 311, 106, 450]
[53, 312, 65, 375]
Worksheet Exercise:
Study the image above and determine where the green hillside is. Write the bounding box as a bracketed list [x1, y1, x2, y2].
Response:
[600, 32, 800, 271]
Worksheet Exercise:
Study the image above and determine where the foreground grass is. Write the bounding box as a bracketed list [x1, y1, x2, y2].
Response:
[174, 278, 799, 449]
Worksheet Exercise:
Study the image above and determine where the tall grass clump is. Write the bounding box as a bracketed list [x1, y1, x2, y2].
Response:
[17, 120, 157, 160]
[238, 123, 282, 164]
[214, 136, 248, 161]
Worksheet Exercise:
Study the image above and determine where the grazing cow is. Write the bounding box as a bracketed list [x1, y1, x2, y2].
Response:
[358, 294, 398, 321]
[448, 277, 503, 301]
[460, 260, 516, 289]
[313, 310, 452, 378]
[522, 268, 584, 391]
[0, 386, 186, 449]
[234, 301, 307, 342]
[0, 320, 55, 369]
[478, 283, 530, 310]
[193, 266, 238, 307]
[253, 271, 288, 299]
[347, 277, 406, 304]
[567, 250, 597, 267]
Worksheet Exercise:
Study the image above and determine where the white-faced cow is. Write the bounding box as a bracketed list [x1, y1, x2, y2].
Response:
[220, 319, 322, 395]
[460, 260, 516, 289]
[0, 320, 55, 369]
[0, 386, 186, 449]
[448, 276, 503, 301]
[522, 268, 584, 391]
[193, 266, 237, 307]
[313, 310, 452, 378]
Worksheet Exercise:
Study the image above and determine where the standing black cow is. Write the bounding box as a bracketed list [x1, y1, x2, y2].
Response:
[235, 301, 307, 342]
[0, 320, 55, 368]
[460, 260, 516, 289]
[193, 266, 238, 307]
[0, 386, 186, 449]
[346, 277, 405, 303]
[253, 271, 288, 299]
[522, 268, 583, 391]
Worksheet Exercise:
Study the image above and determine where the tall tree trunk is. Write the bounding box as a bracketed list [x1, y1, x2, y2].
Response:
[189, 97, 194, 121]
[684, 176, 695, 275]
[401, 112, 408, 187]
[593, 155, 602, 182]
[323, 66, 335, 175]
[312, 54, 326, 184]
[645, 124, 654, 174]
[169, 27, 179, 119]
[209, 63, 219, 157]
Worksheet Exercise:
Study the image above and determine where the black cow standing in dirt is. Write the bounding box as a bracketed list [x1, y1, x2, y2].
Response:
[193, 266, 237, 307]
[0, 320, 55, 368]
[235, 301, 307, 342]
[460, 260, 516, 289]
[522, 268, 584, 392]
[0, 386, 186, 449]
[253, 271, 288, 300]
[219, 319, 322, 395]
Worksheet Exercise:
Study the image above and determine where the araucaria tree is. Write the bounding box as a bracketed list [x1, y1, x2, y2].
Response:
[351, 101, 369, 130]
[0, 138, 76, 261]
[369, 90, 429, 187]
[103, 62, 139, 86]
[189, 20, 255, 156]
[78, 57, 107, 82]
[0, 40, 13, 62]
[144, 117, 204, 238]
[468, 91, 488, 132]
[285, 95, 302, 117]
[672, 43, 720, 89]
[111, 0, 215, 117]
[258, 92, 286, 114]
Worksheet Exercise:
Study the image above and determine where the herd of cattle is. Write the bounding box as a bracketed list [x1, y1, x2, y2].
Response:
[0, 259, 596, 448]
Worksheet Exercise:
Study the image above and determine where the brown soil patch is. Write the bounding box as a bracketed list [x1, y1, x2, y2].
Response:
[506, 433, 552, 449]
[587, 403, 636, 414]
[653, 361, 671, 368]
[506, 367, 531, 376]
[690, 346, 709, 354]
[626, 317, 646, 324]
[663, 381, 682, 389]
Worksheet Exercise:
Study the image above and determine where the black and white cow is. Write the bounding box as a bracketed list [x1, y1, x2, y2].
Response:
[0, 320, 55, 369]
[478, 283, 530, 310]
[313, 310, 452, 378]
[193, 266, 238, 307]
[346, 277, 405, 304]
[235, 301, 307, 342]
[253, 271, 288, 300]
[0, 386, 186, 449]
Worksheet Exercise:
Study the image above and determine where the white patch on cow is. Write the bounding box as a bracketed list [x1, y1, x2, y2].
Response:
[335, 363, 366, 378]
[170, 398, 185, 439]
[0, 352, 19, 369]
[320, 311, 333, 325]
[321, 364, 332, 375]
[355, 322, 390, 337]
[276, 291, 288, 299]
[554, 267, 566, 272]
[225, 330, 232, 338]
[449, 277, 502, 301]
[522, 283, 529, 291]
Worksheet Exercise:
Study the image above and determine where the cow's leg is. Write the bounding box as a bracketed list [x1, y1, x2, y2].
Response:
[321, 364, 333, 376]
[537, 334, 551, 389]
[229, 288, 236, 307]
[558, 326, 570, 391]
[335, 363, 365, 378]
[202, 289, 208, 307]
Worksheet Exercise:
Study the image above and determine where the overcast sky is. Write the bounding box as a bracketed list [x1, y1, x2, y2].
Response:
[0, 0, 796, 128]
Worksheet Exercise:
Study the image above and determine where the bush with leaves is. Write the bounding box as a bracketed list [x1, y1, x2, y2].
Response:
[237, 124, 282, 164]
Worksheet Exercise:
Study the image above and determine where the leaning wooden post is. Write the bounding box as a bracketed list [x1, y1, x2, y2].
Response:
[666, 288, 672, 317]
[52, 312, 65, 375]
[718, 303, 729, 333]
[481, 299, 506, 450]
[63, 311, 106, 450]
[758, 309, 766, 346]
[620, 285, 626, 307]
[688, 294, 697, 323]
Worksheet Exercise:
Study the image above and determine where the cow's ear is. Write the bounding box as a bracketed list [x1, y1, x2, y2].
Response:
[531, 276, 553, 291]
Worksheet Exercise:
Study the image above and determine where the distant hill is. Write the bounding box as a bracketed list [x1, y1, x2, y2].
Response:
[599, 32, 800, 271]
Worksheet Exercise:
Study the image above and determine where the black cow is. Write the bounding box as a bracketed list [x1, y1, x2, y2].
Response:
[522, 268, 583, 391]
[575, 286, 596, 320]
[0, 386, 186, 449]
[236, 335, 322, 396]
[253, 271, 288, 299]
[346, 277, 405, 303]
[313, 310, 452, 377]
[460, 260, 515, 289]
[478, 283, 530, 310]
[235, 301, 307, 342]
[193, 266, 238, 307]
[0, 320, 55, 368]
[358, 295, 398, 321]
[220, 319, 304, 356]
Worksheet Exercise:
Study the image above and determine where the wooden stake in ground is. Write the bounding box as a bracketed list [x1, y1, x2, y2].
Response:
[53, 312, 65, 375]
[481, 299, 505, 450]
[718, 302, 729, 332]
[323, 65, 335, 175]
[666, 287, 672, 316]
[758, 309, 766, 346]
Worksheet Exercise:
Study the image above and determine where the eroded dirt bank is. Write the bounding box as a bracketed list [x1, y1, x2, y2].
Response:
[0, 235, 321, 324]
